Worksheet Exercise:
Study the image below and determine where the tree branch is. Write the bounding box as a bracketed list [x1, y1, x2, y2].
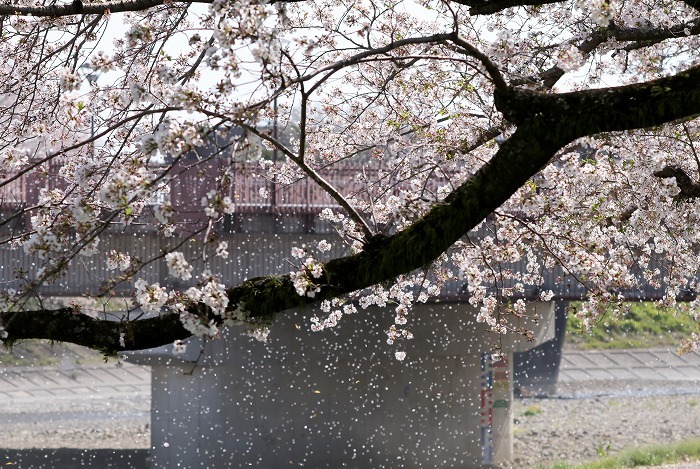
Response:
[1, 308, 189, 353]
[3, 52, 700, 356]
[513, 19, 700, 89]
[449, 0, 563, 15]
[3, 115, 570, 353]
[449, 33, 508, 91]
[0, 0, 302, 17]
[654, 165, 700, 200]
[0, 0, 195, 16]
[496, 64, 700, 133]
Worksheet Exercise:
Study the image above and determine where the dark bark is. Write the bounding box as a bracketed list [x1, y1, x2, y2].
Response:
[0, 0, 303, 17]
[513, 20, 700, 89]
[0, 0, 190, 17]
[449, 0, 562, 15]
[495, 64, 700, 133]
[450, 0, 699, 16]
[2, 309, 190, 354]
[4, 0, 694, 19]
[654, 166, 700, 200]
[682, 0, 700, 12]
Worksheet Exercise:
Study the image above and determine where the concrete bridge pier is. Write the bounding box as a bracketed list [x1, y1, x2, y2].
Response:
[514, 301, 569, 396]
[124, 301, 557, 468]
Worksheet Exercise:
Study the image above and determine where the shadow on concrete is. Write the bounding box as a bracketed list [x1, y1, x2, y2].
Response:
[0, 448, 149, 468]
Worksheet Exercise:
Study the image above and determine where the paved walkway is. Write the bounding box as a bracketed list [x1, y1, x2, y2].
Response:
[0, 363, 151, 468]
[2, 348, 700, 402]
[0, 362, 150, 402]
[2, 350, 700, 468]
[559, 348, 700, 382]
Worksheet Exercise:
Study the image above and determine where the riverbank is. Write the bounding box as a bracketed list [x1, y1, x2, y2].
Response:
[3, 346, 700, 468]
[2, 380, 699, 468]
[512, 380, 700, 468]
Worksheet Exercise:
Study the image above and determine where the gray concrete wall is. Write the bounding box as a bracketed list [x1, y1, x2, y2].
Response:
[126, 302, 555, 468]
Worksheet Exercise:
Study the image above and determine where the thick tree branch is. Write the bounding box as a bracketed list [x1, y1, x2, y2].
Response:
[681, 0, 700, 12]
[0, 0, 301, 17]
[3, 117, 570, 353]
[496, 64, 700, 133]
[513, 19, 700, 88]
[449, 0, 562, 15]
[511, 27, 611, 88]
[1, 308, 190, 353]
[453, 0, 698, 15]
[3, 57, 700, 356]
[614, 19, 700, 43]
[0, 0, 198, 16]
[654, 165, 700, 200]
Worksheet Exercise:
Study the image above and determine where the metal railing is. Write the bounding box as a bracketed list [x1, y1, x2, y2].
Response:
[1, 160, 453, 214]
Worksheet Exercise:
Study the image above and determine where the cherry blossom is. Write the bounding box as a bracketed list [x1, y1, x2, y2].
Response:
[0, 0, 697, 358]
[165, 252, 193, 281]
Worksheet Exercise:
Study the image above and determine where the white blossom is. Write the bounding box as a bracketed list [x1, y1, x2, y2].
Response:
[165, 251, 193, 280]
[556, 45, 585, 72]
[1, 0, 699, 369]
[134, 279, 169, 314]
[246, 327, 270, 343]
[173, 340, 187, 354]
[59, 68, 82, 92]
[216, 241, 229, 258]
[201, 279, 229, 316]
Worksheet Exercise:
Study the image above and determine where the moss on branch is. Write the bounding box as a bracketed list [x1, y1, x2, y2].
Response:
[1, 308, 189, 355]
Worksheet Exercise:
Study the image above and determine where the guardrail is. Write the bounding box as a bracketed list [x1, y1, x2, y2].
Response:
[1, 158, 452, 215]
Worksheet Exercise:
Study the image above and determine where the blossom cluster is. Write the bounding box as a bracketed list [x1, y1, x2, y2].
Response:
[201, 190, 236, 218]
[1, 0, 700, 358]
[134, 279, 169, 314]
[106, 251, 131, 271]
[165, 252, 193, 281]
[289, 244, 326, 298]
[310, 298, 357, 332]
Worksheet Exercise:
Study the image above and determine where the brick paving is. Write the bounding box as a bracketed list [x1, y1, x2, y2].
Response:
[0, 363, 150, 402]
[2, 348, 699, 403]
[2, 349, 700, 468]
[559, 348, 700, 382]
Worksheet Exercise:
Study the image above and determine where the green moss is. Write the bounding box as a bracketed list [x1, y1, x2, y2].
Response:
[545, 437, 700, 468]
[522, 404, 543, 417]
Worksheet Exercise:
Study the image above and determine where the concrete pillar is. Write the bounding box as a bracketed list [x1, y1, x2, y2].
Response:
[514, 301, 569, 396]
[124, 302, 555, 468]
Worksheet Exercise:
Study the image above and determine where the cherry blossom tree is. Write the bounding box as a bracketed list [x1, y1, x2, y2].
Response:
[1, 0, 700, 356]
